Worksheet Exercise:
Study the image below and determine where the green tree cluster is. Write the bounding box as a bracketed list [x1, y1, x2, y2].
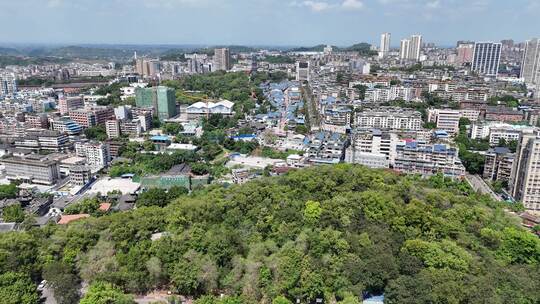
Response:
[1, 165, 539, 303]
[84, 125, 108, 141]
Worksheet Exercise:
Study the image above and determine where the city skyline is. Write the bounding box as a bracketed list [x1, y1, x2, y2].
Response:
[0, 0, 539, 46]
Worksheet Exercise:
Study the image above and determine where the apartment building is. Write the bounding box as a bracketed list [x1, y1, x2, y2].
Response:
[394, 141, 465, 178]
[488, 126, 535, 146]
[345, 129, 401, 168]
[323, 106, 352, 127]
[485, 106, 523, 122]
[510, 131, 540, 211]
[427, 108, 461, 134]
[25, 114, 49, 129]
[69, 106, 115, 128]
[75, 141, 111, 171]
[69, 165, 92, 186]
[483, 147, 514, 182]
[58, 97, 84, 115]
[354, 108, 422, 131]
[105, 120, 121, 138]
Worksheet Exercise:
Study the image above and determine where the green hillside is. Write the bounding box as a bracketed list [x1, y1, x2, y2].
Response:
[1, 164, 539, 304]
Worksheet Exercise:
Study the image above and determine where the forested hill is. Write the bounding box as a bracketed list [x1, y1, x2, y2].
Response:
[1, 165, 539, 304]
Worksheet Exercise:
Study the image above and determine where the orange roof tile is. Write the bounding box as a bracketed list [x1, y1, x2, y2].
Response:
[58, 214, 90, 225]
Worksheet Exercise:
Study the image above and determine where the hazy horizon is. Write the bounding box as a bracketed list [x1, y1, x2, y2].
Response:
[1, 0, 538, 47]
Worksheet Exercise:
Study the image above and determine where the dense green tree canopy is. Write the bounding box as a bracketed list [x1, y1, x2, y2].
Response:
[0, 165, 539, 303]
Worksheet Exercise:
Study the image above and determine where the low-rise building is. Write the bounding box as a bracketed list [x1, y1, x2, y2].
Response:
[1, 154, 60, 185]
[485, 106, 524, 122]
[186, 100, 234, 118]
[70, 165, 92, 186]
[14, 129, 70, 152]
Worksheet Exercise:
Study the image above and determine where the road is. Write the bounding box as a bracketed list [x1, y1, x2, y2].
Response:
[465, 174, 501, 201]
[301, 84, 320, 131]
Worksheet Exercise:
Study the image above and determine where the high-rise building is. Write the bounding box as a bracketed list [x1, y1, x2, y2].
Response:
[214, 48, 231, 71]
[399, 39, 410, 60]
[135, 58, 161, 77]
[135, 86, 177, 120]
[296, 61, 310, 82]
[379, 33, 391, 59]
[510, 131, 540, 211]
[148, 60, 161, 76]
[471, 42, 502, 76]
[399, 35, 422, 61]
[323, 45, 333, 55]
[409, 35, 423, 61]
[483, 147, 514, 182]
[520, 38, 540, 86]
[0, 73, 17, 96]
[456, 42, 475, 65]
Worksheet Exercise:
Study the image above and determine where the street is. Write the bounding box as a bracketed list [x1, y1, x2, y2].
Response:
[465, 174, 501, 201]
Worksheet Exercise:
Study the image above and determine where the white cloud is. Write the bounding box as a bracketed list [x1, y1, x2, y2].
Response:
[142, 0, 212, 8]
[47, 0, 63, 7]
[342, 0, 363, 9]
[290, 0, 335, 11]
[291, 0, 363, 12]
[426, 0, 440, 8]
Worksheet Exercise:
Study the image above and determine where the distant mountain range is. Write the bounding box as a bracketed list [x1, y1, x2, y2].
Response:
[0, 42, 376, 64]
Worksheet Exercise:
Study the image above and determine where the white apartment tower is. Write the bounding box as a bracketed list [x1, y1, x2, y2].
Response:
[409, 35, 423, 61]
[510, 131, 540, 211]
[75, 142, 111, 171]
[379, 33, 391, 59]
[521, 38, 540, 87]
[400, 35, 422, 61]
[0, 73, 17, 96]
[471, 42, 501, 76]
[400, 39, 410, 60]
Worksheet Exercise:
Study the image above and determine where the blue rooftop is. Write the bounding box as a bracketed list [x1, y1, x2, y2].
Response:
[151, 135, 170, 141]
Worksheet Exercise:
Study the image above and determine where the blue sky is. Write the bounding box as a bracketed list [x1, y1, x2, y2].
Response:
[1, 0, 538, 46]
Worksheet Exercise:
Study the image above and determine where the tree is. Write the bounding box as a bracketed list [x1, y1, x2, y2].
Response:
[80, 282, 134, 304]
[84, 125, 107, 141]
[0, 183, 18, 199]
[353, 84, 367, 100]
[2, 204, 25, 223]
[171, 250, 218, 296]
[64, 197, 101, 215]
[191, 163, 210, 175]
[42, 261, 81, 304]
[0, 272, 40, 304]
[303, 200, 322, 225]
[295, 125, 308, 135]
[273, 296, 292, 304]
[137, 188, 170, 207]
[162, 123, 184, 135]
[497, 227, 540, 264]
[143, 140, 155, 151]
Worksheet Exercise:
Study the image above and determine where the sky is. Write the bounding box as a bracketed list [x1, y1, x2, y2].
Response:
[0, 0, 539, 47]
